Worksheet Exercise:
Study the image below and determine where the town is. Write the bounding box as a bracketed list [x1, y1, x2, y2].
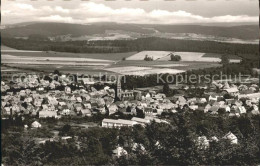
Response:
[1, 71, 259, 160]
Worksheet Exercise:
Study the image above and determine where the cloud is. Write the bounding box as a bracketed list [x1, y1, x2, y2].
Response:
[2, 2, 258, 25]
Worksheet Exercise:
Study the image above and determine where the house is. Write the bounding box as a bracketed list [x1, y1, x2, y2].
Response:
[82, 94, 91, 101]
[199, 98, 207, 103]
[65, 86, 71, 94]
[189, 105, 199, 111]
[74, 103, 83, 112]
[144, 107, 153, 116]
[251, 107, 260, 115]
[61, 107, 71, 115]
[222, 82, 230, 89]
[156, 108, 163, 115]
[236, 106, 246, 114]
[80, 109, 92, 117]
[3, 107, 11, 115]
[176, 96, 187, 106]
[34, 98, 43, 107]
[61, 136, 72, 140]
[98, 107, 107, 114]
[210, 136, 219, 142]
[102, 118, 138, 128]
[48, 96, 58, 105]
[1, 101, 7, 107]
[31, 121, 42, 128]
[24, 97, 33, 103]
[108, 104, 118, 115]
[226, 99, 235, 106]
[209, 95, 218, 101]
[238, 92, 260, 100]
[145, 117, 170, 124]
[104, 86, 110, 91]
[113, 146, 128, 157]
[11, 105, 20, 113]
[76, 97, 82, 103]
[131, 143, 146, 153]
[210, 106, 219, 114]
[121, 91, 135, 101]
[131, 117, 150, 125]
[83, 102, 91, 109]
[82, 78, 95, 85]
[223, 132, 238, 144]
[197, 136, 210, 149]
[39, 110, 58, 118]
[37, 87, 45, 92]
[220, 105, 231, 112]
[223, 87, 239, 96]
[204, 104, 211, 113]
[59, 102, 67, 106]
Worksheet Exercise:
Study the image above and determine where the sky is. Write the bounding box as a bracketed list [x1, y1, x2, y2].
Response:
[2, 0, 259, 25]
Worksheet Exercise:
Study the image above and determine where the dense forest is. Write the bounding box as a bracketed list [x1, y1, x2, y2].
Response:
[2, 112, 260, 165]
[2, 37, 258, 57]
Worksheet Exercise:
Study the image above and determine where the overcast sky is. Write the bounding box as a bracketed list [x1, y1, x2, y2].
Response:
[2, 0, 259, 25]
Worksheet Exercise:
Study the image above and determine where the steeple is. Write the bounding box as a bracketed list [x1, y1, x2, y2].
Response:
[116, 76, 122, 100]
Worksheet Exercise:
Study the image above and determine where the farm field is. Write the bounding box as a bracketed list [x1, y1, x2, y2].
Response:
[159, 52, 241, 63]
[2, 54, 113, 66]
[104, 66, 185, 76]
[127, 51, 241, 63]
[2, 47, 228, 76]
[1, 45, 136, 61]
[126, 51, 173, 60]
[114, 60, 222, 71]
[4, 63, 117, 75]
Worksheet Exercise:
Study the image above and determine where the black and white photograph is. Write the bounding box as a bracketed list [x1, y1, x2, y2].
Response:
[1, 0, 260, 165]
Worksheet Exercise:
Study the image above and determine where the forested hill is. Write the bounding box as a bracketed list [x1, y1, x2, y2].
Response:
[2, 37, 258, 59]
[2, 22, 258, 40]
[145, 24, 259, 40]
[1, 22, 154, 38]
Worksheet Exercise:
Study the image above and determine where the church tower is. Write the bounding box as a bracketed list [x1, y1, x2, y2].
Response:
[116, 77, 122, 100]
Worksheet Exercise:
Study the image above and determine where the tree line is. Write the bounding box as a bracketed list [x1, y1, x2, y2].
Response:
[2, 112, 260, 165]
[2, 37, 258, 57]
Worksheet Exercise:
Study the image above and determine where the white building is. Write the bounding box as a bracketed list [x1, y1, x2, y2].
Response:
[31, 121, 42, 128]
[223, 132, 238, 144]
[113, 146, 128, 157]
[131, 117, 150, 126]
[102, 118, 138, 128]
[197, 136, 210, 149]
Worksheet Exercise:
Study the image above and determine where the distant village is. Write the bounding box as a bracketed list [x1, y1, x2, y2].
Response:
[1, 72, 260, 156]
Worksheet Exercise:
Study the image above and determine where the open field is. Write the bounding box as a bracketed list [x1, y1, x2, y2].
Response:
[159, 52, 241, 63]
[114, 60, 222, 71]
[104, 66, 185, 76]
[152, 64, 188, 67]
[1, 45, 136, 61]
[1, 51, 136, 61]
[127, 51, 241, 63]
[1, 47, 225, 76]
[126, 51, 173, 60]
[4, 64, 117, 75]
[2, 54, 113, 63]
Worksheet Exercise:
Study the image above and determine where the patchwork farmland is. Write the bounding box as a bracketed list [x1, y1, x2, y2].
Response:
[2, 46, 240, 76]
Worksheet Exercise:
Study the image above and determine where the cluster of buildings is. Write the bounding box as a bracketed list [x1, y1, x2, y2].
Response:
[1, 72, 259, 158]
[1, 73, 259, 127]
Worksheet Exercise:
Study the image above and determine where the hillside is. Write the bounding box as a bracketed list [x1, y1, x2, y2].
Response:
[2, 22, 258, 40]
[141, 24, 259, 40]
[1, 22, 154, 38]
